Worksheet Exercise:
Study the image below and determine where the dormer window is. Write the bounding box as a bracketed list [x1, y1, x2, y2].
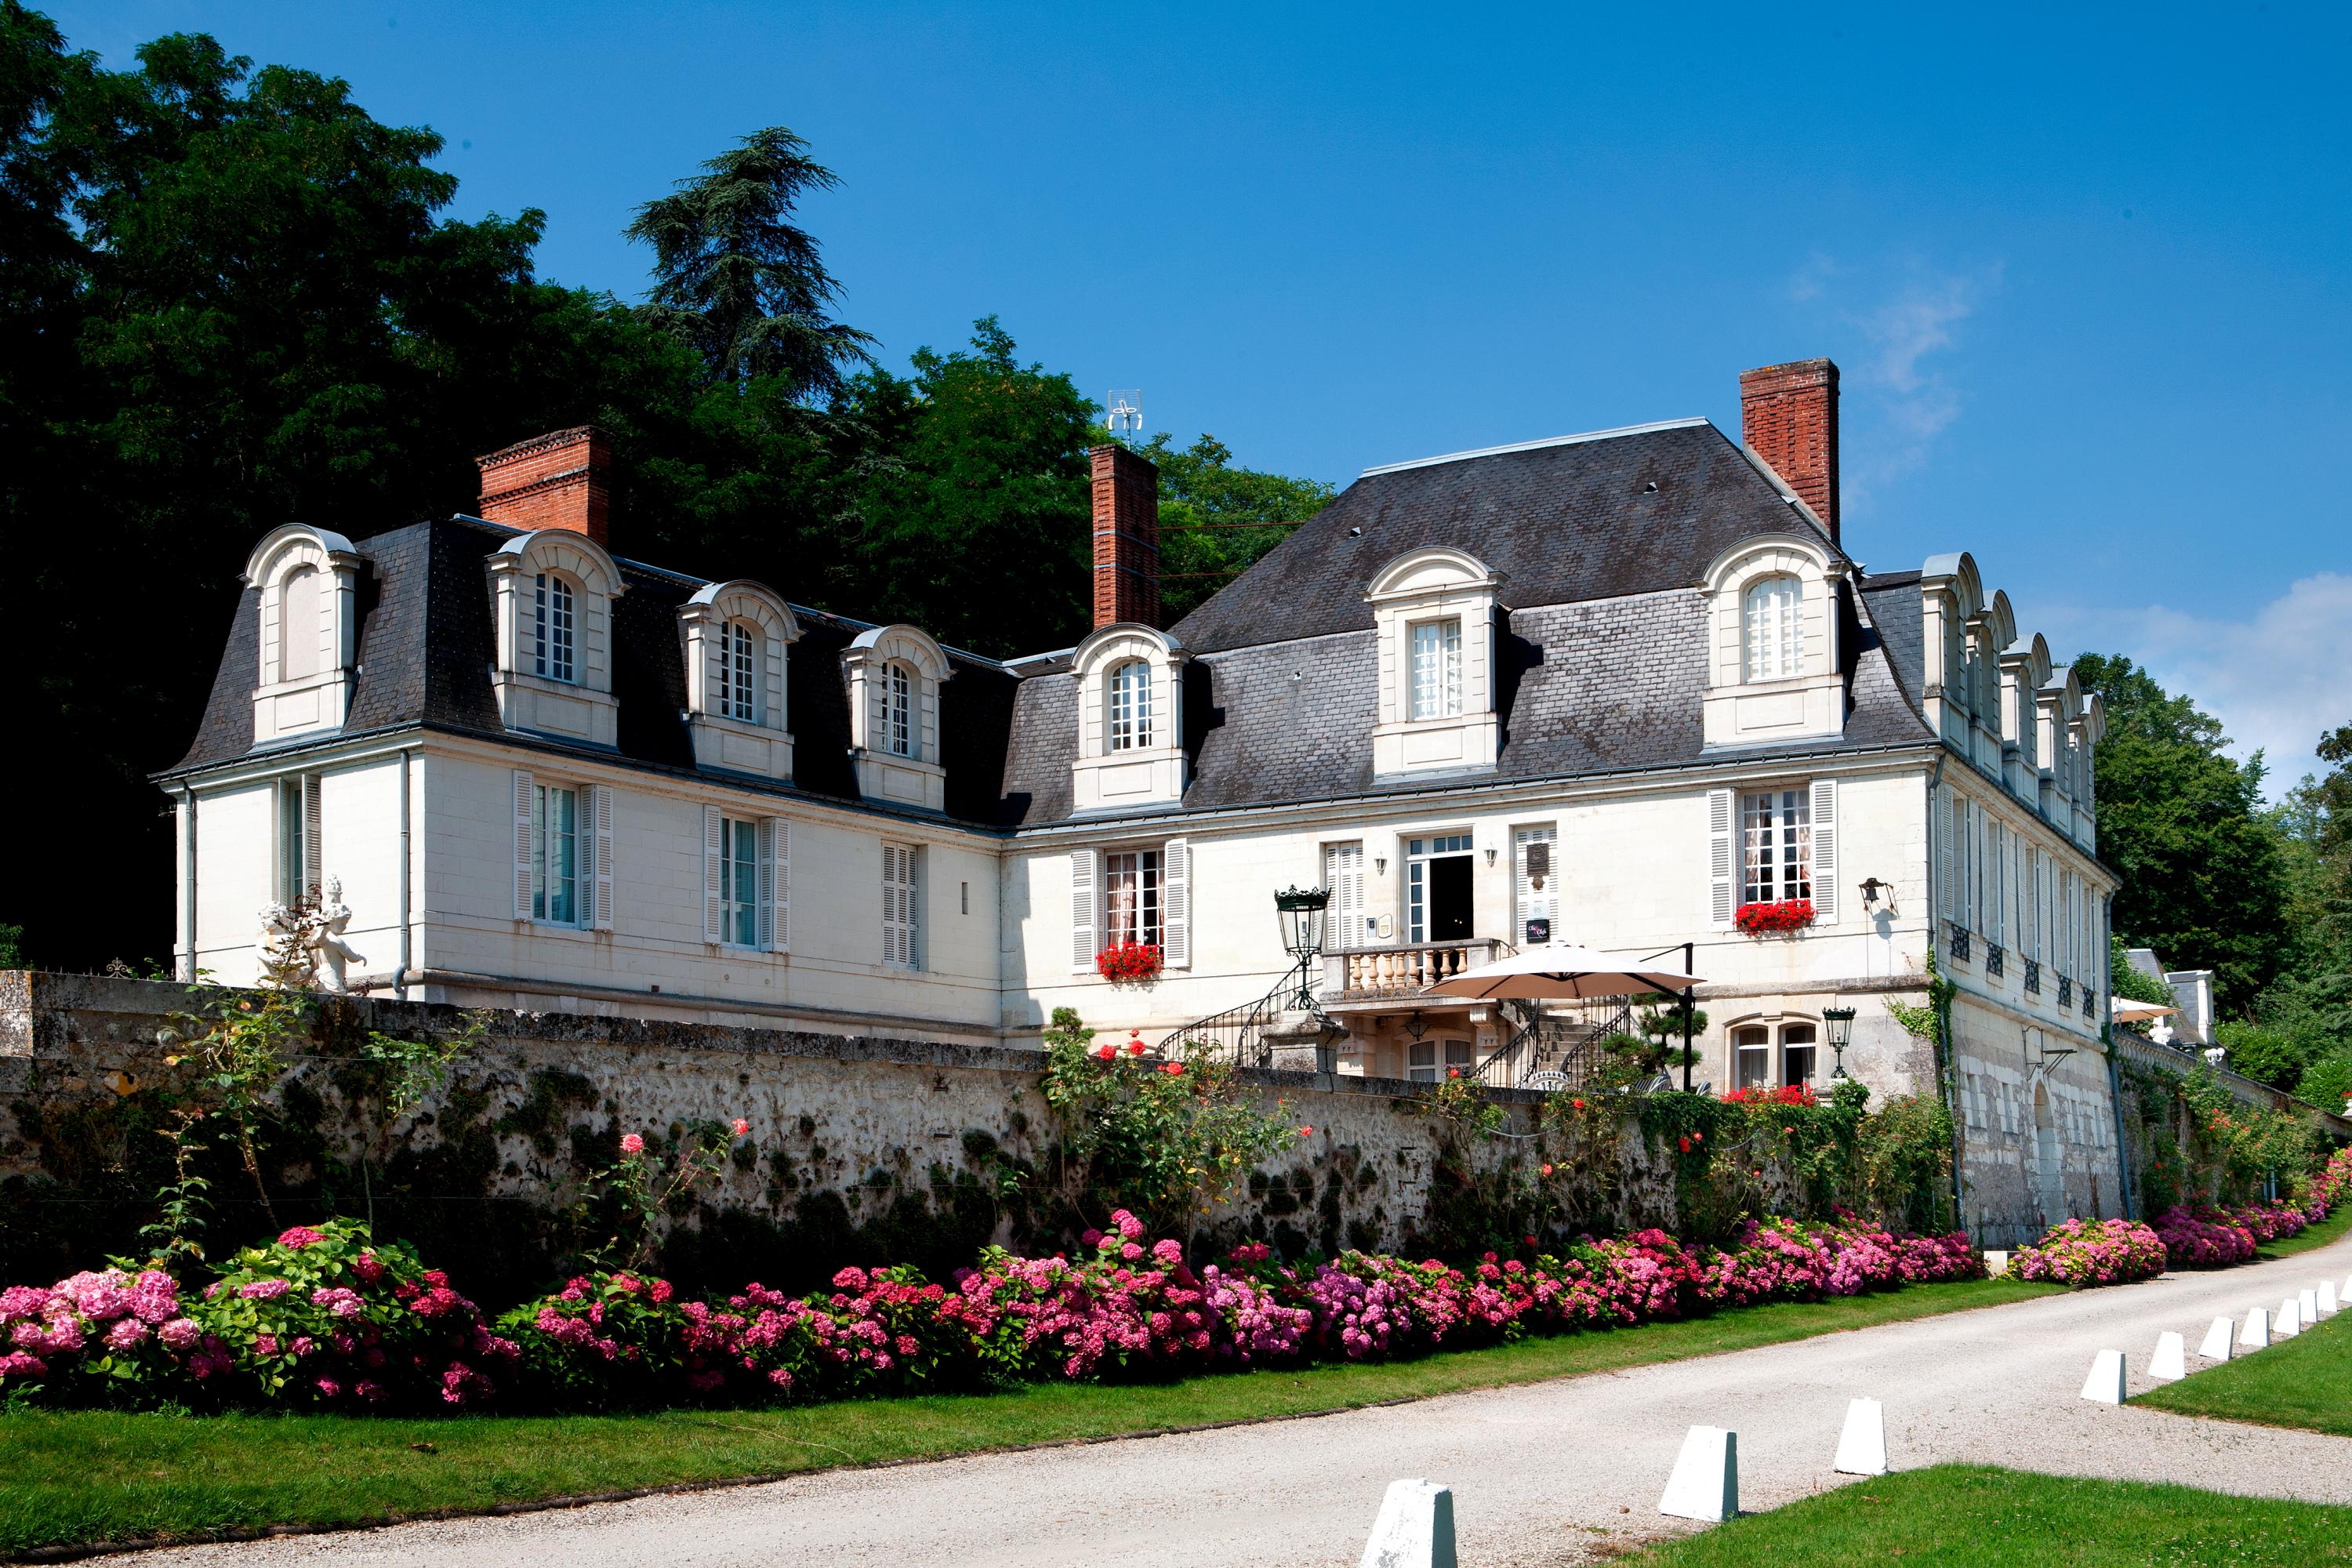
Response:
[1367, 548, 1501, 779]
[535, 573, 576, 682]
[1410, 619, 1465, 719]
[244, 524, 365, 747]
[1069, 624, 1189, 810]
[1108, 659, 1154, 750]
[881, 661, 916, 756]
[488, 530, 624, 747]
[682, 581, 798, 780]
[1742, 575, 1802, 681]
[1700, 536, 1847, 749]
[842, 625, 952, 810]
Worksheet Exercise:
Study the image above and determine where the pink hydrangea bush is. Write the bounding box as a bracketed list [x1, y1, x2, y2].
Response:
[2316, 1146, 2352, 1210]
[2006, 1218, 2167, 1287]
[0, 1266, 195, 1398]
[2151, 1207, 2259, 1269]
[198, 1220, 517, 1407]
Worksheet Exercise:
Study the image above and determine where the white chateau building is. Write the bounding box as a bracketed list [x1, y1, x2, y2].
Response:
[160, 360, 2124, 1240]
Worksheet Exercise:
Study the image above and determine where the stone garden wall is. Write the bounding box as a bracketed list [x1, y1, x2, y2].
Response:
[0, 972, 1684, 1308]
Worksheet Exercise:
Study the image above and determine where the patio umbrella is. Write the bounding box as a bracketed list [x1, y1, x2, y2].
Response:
[1424, 944, 1703, 1002]
[2111, 997, 2178, 1025]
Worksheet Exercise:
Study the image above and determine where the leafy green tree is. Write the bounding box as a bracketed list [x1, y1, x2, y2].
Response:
[624, 125, 873, 397]
[840, 318, 1097, 655]
[1142, 433, 1334, 625]
[2071, 653, 2290, 1011]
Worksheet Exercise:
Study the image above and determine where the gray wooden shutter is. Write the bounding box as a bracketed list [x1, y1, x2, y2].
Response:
[1069, 848, 1098, 971]
[1707, 788, 1735, 926]
[1162, 838, 1191, 970]
[512, 770, 535, 920]
[1938, 789, 1955, 923]
[757, 817, 775, 951]
[703, 804, 724, 943]
[592, 785, 615, 931]
[302, 775, 323, 901]
[1808, 779, 1838, 922]
[766, 817, 790, 952]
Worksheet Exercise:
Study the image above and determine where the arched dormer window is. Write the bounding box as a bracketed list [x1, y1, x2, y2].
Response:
[682, 580, 798, 780]
[1108, 659, 1153, 750]
[1742, 574, 1802, 681]
[244, 523, 365, 747]
[843, 625, 951, 809]
[488, 530, 624, 747]
[1365, 547, 1502, 779]
[1070, 624, 1188, 808]
[1701, 535, 1846, 748]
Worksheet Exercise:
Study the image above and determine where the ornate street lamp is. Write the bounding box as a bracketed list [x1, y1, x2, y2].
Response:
[1822, 1005, 1857, 1080]
[1273, 886, 1332, 1010]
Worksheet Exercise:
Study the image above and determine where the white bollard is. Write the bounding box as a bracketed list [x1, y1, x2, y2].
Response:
[2148, 1330, 2187, 1383]
[2342, 1271, 2351, 1303]
[2321, 1282, 2340, 1318]
[2276, 1298, 2302, 1338]
[1658, 1426, 1739, 1523]
[2299, 1287, 2321, 1324]
[2198, 1316, 2235, 1361]
[1983, 1250, 2009, 1277]
[2080, 1348, 2127, 1404]
[2241, 1307, 2270, 1349]
[1359, 1479, 1457, 1568]
[1833, 1397, 1889, 1475]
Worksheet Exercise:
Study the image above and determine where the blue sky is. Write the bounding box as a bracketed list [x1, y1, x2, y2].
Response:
[58, 2, 2352, 789]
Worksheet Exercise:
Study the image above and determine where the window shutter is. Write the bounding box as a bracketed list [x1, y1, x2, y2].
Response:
[302, 775, 323, 901]
[756, 818, 775, 951]
[1938, 790, 1955, 920]
[592, 786, 615, 931]
[1163, 838, 1191, 969]
[1707, 788, 1735, 926]
[1069, 848, 1099, 971]
[703, 804, 723, 943]
[1808, 779, 1838, 922]
[765, 817, 790, 953]
[1324, 843, 1365, 949]
[512, 770, 535, 920]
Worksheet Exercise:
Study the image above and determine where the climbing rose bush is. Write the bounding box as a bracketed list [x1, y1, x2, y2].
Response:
[2006, 1218, 2167, 1288]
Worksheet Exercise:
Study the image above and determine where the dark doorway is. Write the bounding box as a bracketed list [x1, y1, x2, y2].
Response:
[1428, 855, 1473, 941]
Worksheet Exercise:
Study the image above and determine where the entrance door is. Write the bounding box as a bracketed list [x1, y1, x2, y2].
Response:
[1406, 833, 1474, 942]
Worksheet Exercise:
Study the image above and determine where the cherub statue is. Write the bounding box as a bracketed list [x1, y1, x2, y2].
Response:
[310, 877, 366, 993]
[255, 901, 317, 989]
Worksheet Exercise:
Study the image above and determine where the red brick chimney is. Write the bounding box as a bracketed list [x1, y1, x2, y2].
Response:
[1738, 359, 1840, 543]
[476, 426, 612, 546]
[1090, 444, 1160, 629]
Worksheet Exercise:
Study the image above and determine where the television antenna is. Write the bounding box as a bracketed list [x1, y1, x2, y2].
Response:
[1105, 389, 1143, 446]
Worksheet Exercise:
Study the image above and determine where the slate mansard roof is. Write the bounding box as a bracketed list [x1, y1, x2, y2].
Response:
[167, 417, 1938, 830]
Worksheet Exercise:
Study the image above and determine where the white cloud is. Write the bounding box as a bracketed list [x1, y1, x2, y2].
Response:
[1788, 256, 2002, 511]
[2040, 572, 2352, 797]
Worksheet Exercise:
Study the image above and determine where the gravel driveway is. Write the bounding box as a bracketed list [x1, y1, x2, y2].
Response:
[150, 1229, 2352, 1568]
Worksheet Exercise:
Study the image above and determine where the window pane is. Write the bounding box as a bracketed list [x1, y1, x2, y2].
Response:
[1410, 619, 1462, 720]
[1744, 575, 1802, 681]
[1740, 788, 1813, 903]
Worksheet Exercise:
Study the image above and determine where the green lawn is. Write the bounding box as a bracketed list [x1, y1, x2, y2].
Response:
[2136, 1295, 2350, 1436]
[1615, 1465, 2352, 1566]
[0, 1275, 2057, 1555]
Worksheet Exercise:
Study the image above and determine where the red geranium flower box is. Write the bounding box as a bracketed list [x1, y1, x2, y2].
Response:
[1735, 898, 1815, 935]
[1095, 942, 1163, 982]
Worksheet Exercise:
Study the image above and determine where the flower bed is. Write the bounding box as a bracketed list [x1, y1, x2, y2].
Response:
[2150, 1207, 2259, 1269]
[2317, 1146, 2352, 1210]
[2, 1221, 514, 1408]
[2007, 1218, 2169, 1287]
[1, 1210, 1980, 1414]
[1734, 899, 1815, 935]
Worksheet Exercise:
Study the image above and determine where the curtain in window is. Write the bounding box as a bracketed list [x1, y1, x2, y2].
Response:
[1742, 575, 1802, 681]
[279, 567, 320, 681]
[1103, 849, 1163, 946]
[1739, 789, 1812, 903]
[1108, 660, 1152, 750]
[1409, 619, 1462, 719]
